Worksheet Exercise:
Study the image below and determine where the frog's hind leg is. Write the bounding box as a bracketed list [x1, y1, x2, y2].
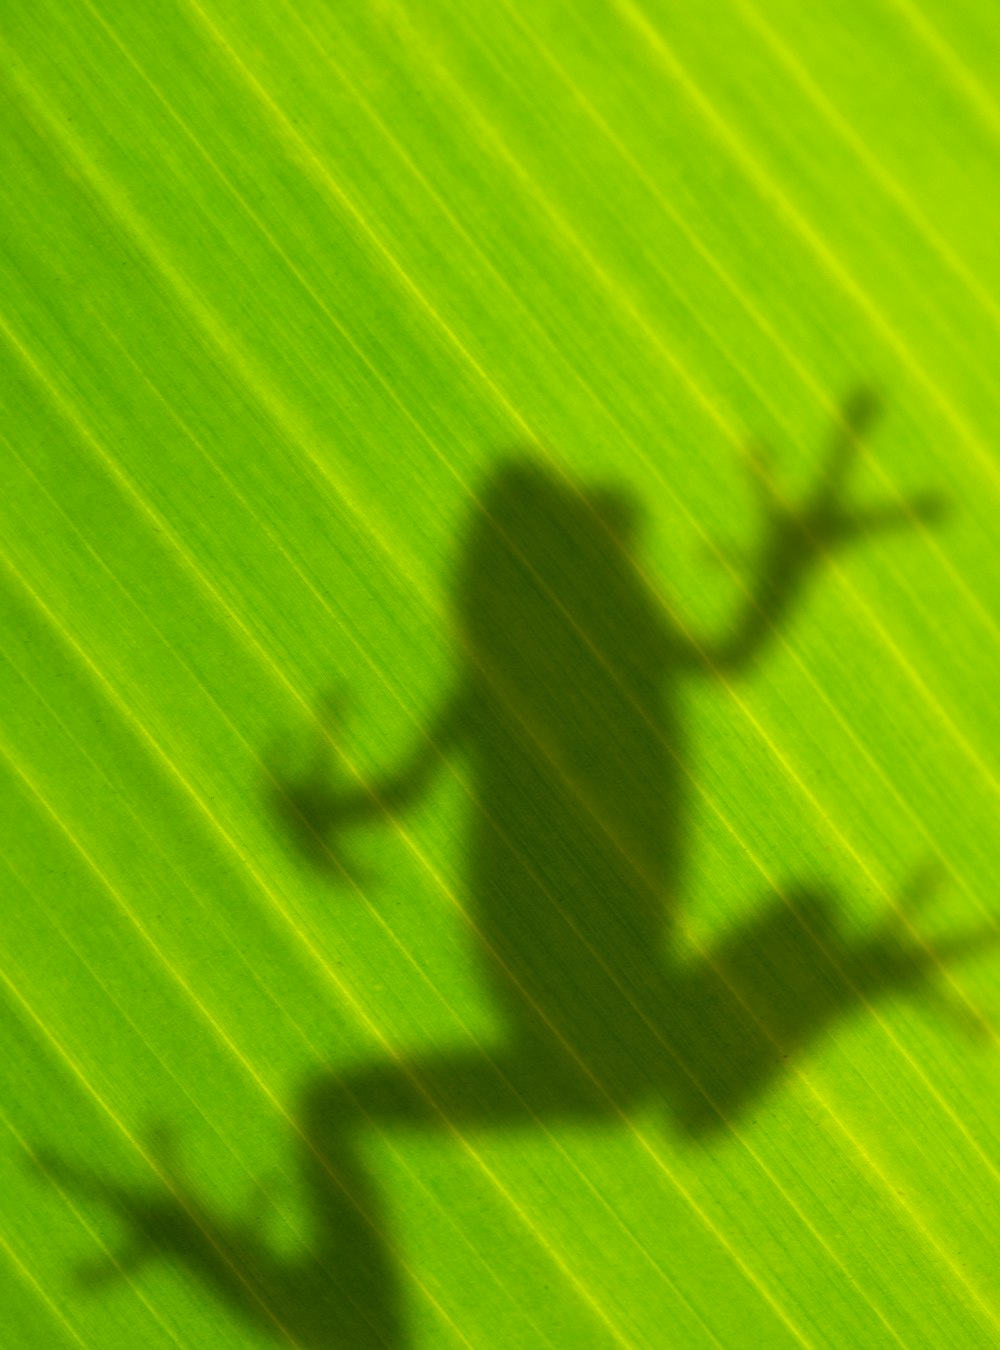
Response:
[295, 1039, 613, 1343]
[301, 1035, 612, 1150]
[292, 1084, 403, 1349]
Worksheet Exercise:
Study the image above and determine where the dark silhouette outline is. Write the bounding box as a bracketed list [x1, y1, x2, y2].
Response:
[36, 392, 994, 1348]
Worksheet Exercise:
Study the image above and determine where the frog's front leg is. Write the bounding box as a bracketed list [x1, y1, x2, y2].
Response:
[688, 389, 946, 674]
[266, 685, 469, 875]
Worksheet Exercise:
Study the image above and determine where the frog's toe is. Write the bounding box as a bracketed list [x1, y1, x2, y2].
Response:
[896, 861, 948, 916]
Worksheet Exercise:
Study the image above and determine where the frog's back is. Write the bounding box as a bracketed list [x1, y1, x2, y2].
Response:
[454, 462, 680, 1036]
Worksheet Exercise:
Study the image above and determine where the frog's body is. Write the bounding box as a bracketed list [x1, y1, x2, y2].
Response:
[455, 464, 676, 1070]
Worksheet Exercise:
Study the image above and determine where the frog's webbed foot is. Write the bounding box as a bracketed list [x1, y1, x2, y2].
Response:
[860, 864, 998, 1039]
[263, 690, 372, 882]
[30, 1149, 143, 1288]
[716, 391, 946, 575]
[32, 1123, 210, 1289]
[34, 1123, 389, 1344]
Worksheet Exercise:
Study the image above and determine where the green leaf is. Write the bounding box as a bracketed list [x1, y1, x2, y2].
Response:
[3, 0, 999, 1345]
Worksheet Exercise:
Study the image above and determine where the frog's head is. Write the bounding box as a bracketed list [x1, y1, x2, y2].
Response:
[467, 459, 640, 565]
[457, 458, 651, 668]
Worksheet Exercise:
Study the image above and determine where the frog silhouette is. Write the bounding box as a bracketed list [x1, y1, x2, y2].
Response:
[39, 392, 994, 1348]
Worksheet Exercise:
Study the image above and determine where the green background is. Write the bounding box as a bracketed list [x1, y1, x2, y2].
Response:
[2, 0, 999, 1344]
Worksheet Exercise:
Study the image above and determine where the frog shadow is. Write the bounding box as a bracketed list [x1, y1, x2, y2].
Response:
[39, 401, 996, 1347]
